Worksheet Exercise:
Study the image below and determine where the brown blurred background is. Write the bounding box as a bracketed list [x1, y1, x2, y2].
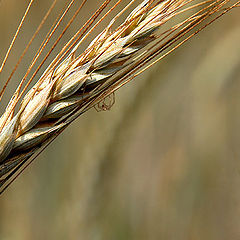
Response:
[0, 0, 240, 239]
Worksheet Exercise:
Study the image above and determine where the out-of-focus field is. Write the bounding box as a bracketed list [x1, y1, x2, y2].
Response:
[0, 0, 240, 239]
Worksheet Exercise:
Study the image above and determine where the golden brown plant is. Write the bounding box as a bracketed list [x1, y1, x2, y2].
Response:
[0, 0, 239, 194]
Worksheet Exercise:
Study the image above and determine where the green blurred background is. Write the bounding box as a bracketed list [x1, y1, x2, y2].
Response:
[0, 0, 240, 239]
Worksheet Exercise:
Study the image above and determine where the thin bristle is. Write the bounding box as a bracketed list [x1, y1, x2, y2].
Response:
[0, 0, 35, 73]
[0, 0, 58, 102]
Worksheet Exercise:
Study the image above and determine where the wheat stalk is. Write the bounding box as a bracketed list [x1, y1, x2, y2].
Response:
[0, 0, 239, 193]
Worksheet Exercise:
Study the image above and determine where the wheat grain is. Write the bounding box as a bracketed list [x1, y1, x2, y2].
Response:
[0, 0, 239, 193]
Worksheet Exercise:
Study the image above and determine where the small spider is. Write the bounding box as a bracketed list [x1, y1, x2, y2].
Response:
[94, 92, 115, 112]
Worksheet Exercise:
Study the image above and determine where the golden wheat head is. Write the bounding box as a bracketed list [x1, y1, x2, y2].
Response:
[0, 0, 239, 193]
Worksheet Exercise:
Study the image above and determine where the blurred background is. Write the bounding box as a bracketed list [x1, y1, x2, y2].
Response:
[0, 0, 240, 239]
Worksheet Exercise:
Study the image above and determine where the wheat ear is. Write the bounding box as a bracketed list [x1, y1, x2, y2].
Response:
[0, 0, 239, 192]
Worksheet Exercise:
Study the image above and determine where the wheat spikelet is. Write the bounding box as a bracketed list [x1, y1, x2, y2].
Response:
[0, 0, 239, 193]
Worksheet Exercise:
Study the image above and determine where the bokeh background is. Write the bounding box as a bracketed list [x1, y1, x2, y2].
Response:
[0, 0, 240, 239]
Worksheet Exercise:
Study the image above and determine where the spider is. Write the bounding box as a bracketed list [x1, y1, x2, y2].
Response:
[94, 92, 115, 112]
